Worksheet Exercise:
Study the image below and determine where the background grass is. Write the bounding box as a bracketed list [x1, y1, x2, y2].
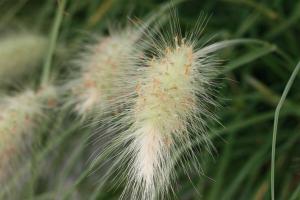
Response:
[1, 0, 300, 199]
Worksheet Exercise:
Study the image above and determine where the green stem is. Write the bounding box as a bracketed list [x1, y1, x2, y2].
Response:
[271, 61, 300, 200]
[41, 0, 67, 86]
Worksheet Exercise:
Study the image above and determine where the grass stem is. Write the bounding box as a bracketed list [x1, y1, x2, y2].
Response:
[41, 0, 67, 86]
[271, 61, 300, 200]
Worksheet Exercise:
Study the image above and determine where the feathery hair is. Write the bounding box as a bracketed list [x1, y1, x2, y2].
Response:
[0, 85, 57, 189]
[93, 12, 229, 200]
[0, 90, 42, 183]
[66, 26, 145, 120]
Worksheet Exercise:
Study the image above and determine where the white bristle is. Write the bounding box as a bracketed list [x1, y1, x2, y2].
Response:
[0, 84, 57, 186]
[95, 13, 229, 200]
[67, 28, 143, 119]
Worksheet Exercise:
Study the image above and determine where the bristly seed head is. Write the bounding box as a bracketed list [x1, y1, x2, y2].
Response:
[68, 28, 143, 119]
[125, 38, 209, 200]
[98, 14, 224, 200]
[0, 85, 57, 186]
[0, 90, 41, 183]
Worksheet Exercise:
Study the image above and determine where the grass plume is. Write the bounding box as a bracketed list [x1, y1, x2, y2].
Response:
[94, 13, 227, 200]
[67, 26, 144, 120]
[0, 84, 57, 194]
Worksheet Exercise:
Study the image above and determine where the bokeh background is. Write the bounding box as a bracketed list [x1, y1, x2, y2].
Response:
[0, 0, 300, 199]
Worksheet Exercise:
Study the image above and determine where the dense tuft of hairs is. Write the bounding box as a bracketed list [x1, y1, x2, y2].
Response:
[0, 33, 48, 86]
[66, 27, 144, 120]
[0, 85, 57, 186]
[94, 13, 233, 200]
[0, 90, 41, 184]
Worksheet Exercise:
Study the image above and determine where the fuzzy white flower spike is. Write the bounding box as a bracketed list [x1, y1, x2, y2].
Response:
[123, 35, 219, 200]
[67, 27, 144, 120]
[0, 84, 57, 188]
[0, 90, 42, 184]
[95, 13, 244, 200]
